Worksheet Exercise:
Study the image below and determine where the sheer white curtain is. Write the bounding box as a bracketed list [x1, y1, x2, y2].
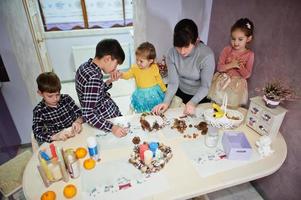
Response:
[132, 0, 146, 49]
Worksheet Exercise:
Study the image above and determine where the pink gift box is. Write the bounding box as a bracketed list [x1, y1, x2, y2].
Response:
[222, 131, 252, 160]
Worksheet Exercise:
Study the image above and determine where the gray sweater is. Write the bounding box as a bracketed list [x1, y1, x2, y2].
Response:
[164, 43, 215, 104]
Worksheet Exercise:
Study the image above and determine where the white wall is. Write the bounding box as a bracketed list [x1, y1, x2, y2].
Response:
[45, 28, 134, 81]
[0, 0, 41, 144]
[139, 0, 212, 59]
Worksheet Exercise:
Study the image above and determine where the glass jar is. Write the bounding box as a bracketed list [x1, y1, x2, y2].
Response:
[205, 126, 219, 148]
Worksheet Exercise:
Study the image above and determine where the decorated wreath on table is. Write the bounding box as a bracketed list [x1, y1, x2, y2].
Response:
[139, 112, 167, 132]
[129, 137, 173, 174]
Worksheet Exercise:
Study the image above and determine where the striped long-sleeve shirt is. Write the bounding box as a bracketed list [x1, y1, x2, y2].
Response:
[32, 94, 82, 144]
[75, 58, 121, 132]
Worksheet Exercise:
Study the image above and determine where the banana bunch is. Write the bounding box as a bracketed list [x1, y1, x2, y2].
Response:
[212, 103, 225, 118]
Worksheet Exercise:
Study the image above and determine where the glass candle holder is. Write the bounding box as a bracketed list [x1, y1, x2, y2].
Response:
[205, 126, 219, 148]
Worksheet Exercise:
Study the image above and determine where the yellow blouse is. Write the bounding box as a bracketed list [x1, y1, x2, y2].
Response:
[122, 63, 167, 92]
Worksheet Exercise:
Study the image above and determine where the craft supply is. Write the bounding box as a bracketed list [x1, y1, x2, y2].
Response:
[139, 112, 167, 132]
[56, 147, 64, 162]
[143, 150, 153, 166]
[58, 160, 69, 182]
[48, 162, 62, 181]
[49, 144, 57, 159]
[40, 150, 50, 161]
[222, 131, 252, 160]
[132, 136, 141, 145]
[37, 166, 50, 187]
[63, 149, 80, 179]
[139, 144, 149, 161]
[205, 126, 219, 148]
[155, 149, 162, 160]
[129, 142, 173, 174]
[149, 142, 158, 157]
[40, 158, 54, 181]
[87, 136, 99, 160]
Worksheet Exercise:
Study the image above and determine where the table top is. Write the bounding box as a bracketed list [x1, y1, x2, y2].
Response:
[23, 104, 287, 200]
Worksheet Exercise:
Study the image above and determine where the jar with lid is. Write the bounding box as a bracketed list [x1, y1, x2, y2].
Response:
[205, 126, 219, 148]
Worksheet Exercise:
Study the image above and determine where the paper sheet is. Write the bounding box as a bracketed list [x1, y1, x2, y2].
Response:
[95, 115, 161, 150]
[81, 159, 169, 200]
[181, 137, 261, 177]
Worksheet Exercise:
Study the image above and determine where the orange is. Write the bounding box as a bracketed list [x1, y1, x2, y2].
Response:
[83, 158, 96, 170]
[63, 184, 77, 199]
[75, 147, 87, 159]
[41, 191, 56, 200]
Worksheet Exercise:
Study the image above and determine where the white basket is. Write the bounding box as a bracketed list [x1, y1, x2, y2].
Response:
[203, 95, 244, 129]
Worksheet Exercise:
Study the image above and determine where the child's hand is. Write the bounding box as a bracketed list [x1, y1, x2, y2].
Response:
[51, 133, 61, 142]
[238, 59, 246, 69]
[72, 122, 82, 134]
[106, 70, 122, 85]
[229, 59, 240, 69]
[183, 101, 196, 116]
[112, 125, 128, 138]
[63, 128, 76, 139]
[51, 130, 68, 141]
[112, 70, 122, 80]
[59, 131, 70, 141]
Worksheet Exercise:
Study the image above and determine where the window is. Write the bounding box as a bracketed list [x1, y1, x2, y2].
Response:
[38, 0, 133, 31]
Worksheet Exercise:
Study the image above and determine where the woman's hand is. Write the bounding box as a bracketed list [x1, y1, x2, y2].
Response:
[183, 101, 196, 116]
[152, 103, 170, 115]
[112, 125, 128, 138]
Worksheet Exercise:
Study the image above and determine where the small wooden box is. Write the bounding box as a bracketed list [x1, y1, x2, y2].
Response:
[246, 96, 287, 138]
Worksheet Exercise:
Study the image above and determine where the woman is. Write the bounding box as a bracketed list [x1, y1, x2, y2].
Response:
[153, 19, 215, 116]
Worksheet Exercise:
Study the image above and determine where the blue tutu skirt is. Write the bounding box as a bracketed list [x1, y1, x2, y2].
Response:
[131, 85, 165, 113]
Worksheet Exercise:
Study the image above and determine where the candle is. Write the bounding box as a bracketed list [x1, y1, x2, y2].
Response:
[49, 144, 57, 160]
[144, 150, 153, 166]
[155, 149, 162, 160]
[139, 144, 149, 161]
[205, 126, 219, 148]
[149, 142, 158, 157]
[40, 158, 54, 181]
[39, 150, 50, 161]
[56, 147, 64, 162]
[48, 162, 62, 181]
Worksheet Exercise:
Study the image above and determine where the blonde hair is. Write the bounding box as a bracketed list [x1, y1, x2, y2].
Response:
[135, 42, 156, 60]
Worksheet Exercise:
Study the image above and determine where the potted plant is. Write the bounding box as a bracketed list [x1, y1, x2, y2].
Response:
[257, 79, 298, 108]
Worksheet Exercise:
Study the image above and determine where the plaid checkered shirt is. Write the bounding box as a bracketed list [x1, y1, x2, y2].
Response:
[32, 94, 82, 144]
[75, 58, 122, 132]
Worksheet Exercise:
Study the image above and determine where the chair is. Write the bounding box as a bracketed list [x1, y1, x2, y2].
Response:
[0, 150, 32, 200]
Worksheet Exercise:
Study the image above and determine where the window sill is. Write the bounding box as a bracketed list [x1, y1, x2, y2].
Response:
[44, 26, 134, 39]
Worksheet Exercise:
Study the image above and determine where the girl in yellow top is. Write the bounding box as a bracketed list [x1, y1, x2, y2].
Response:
[121, 42, 167, 112]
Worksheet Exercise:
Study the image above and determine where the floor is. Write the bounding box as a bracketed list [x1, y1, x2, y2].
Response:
[1, 80, 264, 200]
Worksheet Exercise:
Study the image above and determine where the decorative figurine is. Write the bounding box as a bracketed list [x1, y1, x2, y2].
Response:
[256, 136, 274, 157]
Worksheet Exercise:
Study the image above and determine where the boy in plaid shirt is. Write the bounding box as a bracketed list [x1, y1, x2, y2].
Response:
[76, 39, 127, 137]
[32, 72, 83, 144]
